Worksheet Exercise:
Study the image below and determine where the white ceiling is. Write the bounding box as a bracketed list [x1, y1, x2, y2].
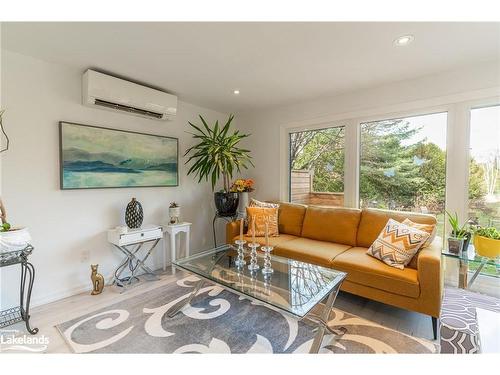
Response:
[2, 22, 499, 113]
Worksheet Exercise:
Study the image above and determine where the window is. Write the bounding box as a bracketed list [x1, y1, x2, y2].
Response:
[468, 105, 500, 228]
[359, 112, 448, 234]
[289, 126, 345, 207]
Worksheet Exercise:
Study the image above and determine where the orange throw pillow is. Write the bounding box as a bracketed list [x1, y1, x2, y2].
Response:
[246, 207, 279, 237]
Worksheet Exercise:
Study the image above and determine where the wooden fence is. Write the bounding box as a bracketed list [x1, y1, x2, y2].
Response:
[290, 170, 344, 207]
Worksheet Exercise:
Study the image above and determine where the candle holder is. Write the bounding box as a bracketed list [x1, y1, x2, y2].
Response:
[234, 239, 246, 267]
[261, 245, 274, 274]
[247, 242, 260, 271]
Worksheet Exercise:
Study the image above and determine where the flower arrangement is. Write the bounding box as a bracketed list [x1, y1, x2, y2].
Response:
[230, 178, 255, 193]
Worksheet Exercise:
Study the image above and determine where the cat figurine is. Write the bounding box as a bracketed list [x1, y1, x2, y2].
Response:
[90, 264, 104, 295]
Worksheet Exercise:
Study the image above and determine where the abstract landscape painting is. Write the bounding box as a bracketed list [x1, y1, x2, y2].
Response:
[60, 122, 178, 189]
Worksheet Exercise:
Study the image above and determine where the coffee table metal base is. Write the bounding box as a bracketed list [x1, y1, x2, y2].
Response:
[303, 281, 345, 353]
[165, 278, 345, 353]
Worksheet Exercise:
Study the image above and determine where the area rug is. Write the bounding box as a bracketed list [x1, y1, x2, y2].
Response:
[56, 275, 437, 353]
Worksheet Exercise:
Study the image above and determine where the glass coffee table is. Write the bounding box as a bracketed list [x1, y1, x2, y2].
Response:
[167, 244, 347, 353]
[442, 245, 499, 289]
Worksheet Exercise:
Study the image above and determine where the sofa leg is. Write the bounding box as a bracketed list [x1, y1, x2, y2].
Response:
[432, 317, 438, 340]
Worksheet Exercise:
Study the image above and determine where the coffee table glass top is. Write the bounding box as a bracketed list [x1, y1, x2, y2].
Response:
[173, 244, 346, 318]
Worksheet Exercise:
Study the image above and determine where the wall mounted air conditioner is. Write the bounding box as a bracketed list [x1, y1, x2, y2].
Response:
[82, 69, 177, 120]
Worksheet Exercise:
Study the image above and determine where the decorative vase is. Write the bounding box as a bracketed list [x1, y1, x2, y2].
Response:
[125, 198, 143, 229]
[214, 192, 239, 217]
[169, 206, 181, 224]
[236, 192, 249, 219]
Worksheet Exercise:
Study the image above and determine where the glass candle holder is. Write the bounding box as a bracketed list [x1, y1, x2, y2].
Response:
[261, 245, 274, 274]
[263, 273, 272, 296]
[234, 239, 246, 267]
[247, 242, 260, 271]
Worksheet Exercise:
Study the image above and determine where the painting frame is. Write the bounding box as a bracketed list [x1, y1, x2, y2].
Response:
[59, 121, 179, 190]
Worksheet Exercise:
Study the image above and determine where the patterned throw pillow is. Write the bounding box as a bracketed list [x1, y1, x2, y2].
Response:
[402, 218, 436, 248]
[366, 218, 430, 269]
[246, 207, 279, 237]
[248, 198, 280, 209]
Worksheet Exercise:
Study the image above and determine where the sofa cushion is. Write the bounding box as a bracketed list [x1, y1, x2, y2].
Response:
[274, 238, 351, 268]
[277, 202, 307, 236]
[357, 208, 437, 248]
[331, 247, 420, 298]
[366, 218, 429, 269]
[300, 206, 361, 246]
[249, 198, 280, 209]
[233, 234, 298, 248]
[246, 206, 279, 237]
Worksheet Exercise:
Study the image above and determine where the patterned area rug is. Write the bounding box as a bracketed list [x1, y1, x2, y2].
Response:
[440, 287, 500, 353]
[56, 275, 437, 353]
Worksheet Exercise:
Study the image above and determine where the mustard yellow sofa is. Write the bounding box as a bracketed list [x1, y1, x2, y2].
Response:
[226, 203, 443, 339]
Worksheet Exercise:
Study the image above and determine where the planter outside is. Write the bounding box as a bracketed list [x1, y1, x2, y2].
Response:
[448, 237, 464, 254]
[236, 192, 249, 218]
[473, 235, 500, 258]
[214, 192, 239, 217]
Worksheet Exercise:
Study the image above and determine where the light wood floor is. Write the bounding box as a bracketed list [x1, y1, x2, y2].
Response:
[1, 267, 436, 353]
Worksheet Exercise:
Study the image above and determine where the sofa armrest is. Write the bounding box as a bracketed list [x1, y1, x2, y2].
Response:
[226, 221, 240, 245]
[417, 236, 443, 317]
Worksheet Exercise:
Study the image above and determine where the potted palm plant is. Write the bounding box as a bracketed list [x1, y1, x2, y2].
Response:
[185, 114, 253, 217]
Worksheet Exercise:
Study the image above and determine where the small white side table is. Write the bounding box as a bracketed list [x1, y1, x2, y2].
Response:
[163, 222, 191, 271]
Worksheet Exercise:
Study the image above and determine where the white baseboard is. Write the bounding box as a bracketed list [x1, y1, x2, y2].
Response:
[30, 271, 116, 308]
[30, 264, 169, 308]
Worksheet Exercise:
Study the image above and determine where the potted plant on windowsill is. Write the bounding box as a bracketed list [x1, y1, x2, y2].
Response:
[446, 211, 472, 254]
[184, 114, 253, 217]
[473, 226, 500, 259]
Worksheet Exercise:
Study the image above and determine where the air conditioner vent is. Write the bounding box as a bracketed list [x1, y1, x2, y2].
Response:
[94, 99, 164, 119]
[82, 69, 177, 120]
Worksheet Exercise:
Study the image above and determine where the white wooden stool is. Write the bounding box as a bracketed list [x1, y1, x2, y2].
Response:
[163, 222, 191, 271]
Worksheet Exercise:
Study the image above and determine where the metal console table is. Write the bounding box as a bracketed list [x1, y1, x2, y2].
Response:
[108, 225, 163, 293]
[0, 244, 38, 334]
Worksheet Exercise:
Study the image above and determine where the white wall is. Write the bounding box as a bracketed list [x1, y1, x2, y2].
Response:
[240, 60, 500, 201]
[0, 50, 231, 307]
[0, 23, 3, 196]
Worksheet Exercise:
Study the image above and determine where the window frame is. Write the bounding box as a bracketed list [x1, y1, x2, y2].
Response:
[281, 91, 500, 232]
[288, 124, 347, 205]
[357, 110, 449, 213]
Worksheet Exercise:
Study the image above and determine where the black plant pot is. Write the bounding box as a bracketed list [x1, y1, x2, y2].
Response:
[214, 192, 239, 217]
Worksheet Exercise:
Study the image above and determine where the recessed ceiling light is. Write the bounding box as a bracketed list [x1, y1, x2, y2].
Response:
[233, 89, 240, 95]
[394, 35, 414, 46]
